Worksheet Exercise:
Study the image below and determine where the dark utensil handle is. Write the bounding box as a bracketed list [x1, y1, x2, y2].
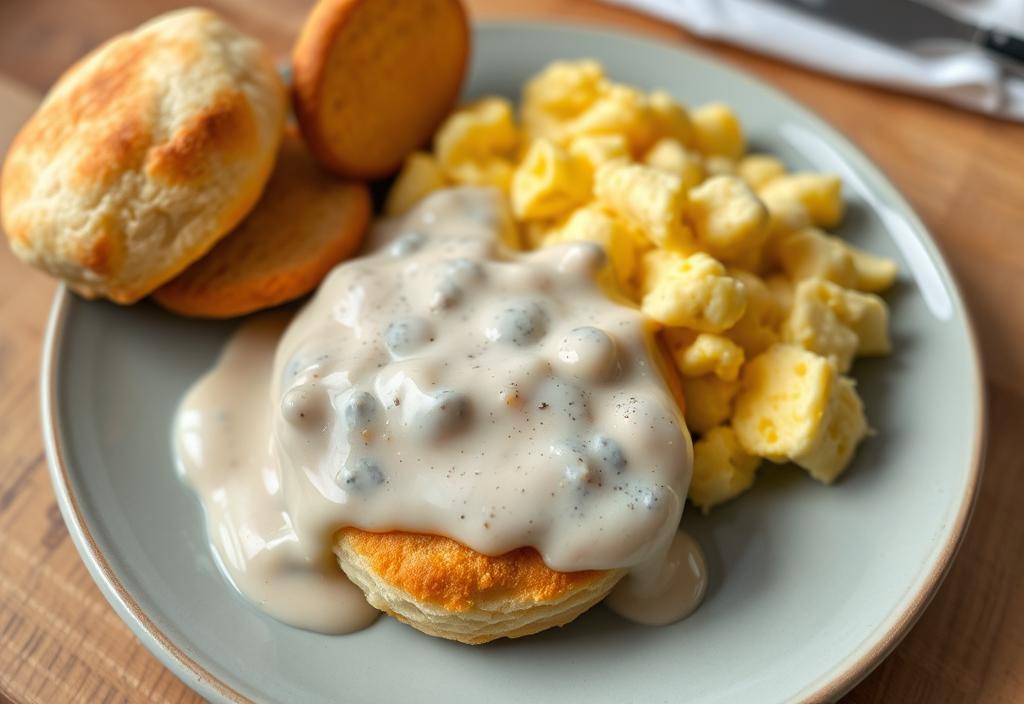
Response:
[980, 28, 1024, 65]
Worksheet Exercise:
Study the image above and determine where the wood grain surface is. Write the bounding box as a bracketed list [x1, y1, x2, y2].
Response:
[0, 1, 1021, 702]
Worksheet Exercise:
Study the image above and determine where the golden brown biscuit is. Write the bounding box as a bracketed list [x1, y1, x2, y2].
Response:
[335, 529, 625, 645]
[292, 0, 470, 178]
[1, 8, 286, 304]
[152, 132, 371, 318]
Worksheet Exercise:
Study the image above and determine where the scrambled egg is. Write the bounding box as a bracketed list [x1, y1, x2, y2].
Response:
[386, 59, 898, 511]
[759, 173, 844, 228]
[434, 97, 519, 190]
[594, 161, 692, 250]
[641, 252, 747, 331]
[777, 227, 897, 293]
[732, 344, 867, 483]
[737, 153, 786, 190]
[674, 333, 745, 382]
[690, 426, 761, 513]
[725, 270, 781, 356]
[686, 175, 768, 262]
[644, 138, 704, 190]
[511, 138, 590, 220]
[568, 134, 631, 178]
[680, 375, 740, 435]
[691, 102, 745, 159]
[781, 278, 891, 373]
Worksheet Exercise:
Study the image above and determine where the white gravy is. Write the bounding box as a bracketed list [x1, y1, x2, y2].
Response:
[605, 531, 707, 625]
[174, 187, 705, 634]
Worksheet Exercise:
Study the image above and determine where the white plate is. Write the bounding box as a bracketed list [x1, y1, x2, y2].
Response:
[43, 22, 985, 703]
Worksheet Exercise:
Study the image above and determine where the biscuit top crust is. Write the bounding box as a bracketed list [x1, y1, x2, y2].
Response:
[1, 8, 286, 302]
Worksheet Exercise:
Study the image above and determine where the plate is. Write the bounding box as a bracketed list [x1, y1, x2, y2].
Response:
[42, 22, 984, 704]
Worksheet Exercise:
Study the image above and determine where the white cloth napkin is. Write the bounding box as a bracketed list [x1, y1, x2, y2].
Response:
[604, 0, 1024, 121]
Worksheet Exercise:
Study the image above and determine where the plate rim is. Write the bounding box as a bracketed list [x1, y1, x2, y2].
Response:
[41, 288, 250, 704]
[40, 19, 987, 704]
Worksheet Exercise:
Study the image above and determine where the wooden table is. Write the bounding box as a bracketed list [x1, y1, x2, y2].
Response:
[0, 1, 1021, 702]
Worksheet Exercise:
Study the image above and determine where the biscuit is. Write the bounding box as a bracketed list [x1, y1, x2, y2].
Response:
[335, 529, 625, 645]
[152, 131, 371, 318]
[292, 0, 470, 178]
[0, 8, 286, 303]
